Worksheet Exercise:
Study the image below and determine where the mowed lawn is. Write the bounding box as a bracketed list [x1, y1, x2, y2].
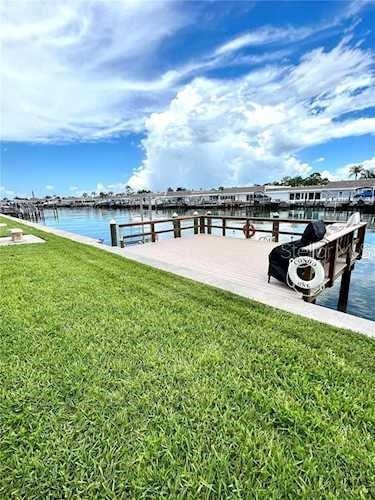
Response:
[0, 216, 374, 499]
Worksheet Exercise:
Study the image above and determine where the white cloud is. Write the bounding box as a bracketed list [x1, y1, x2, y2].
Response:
[315, 157, 325, 163]
[0, 0, 186, 142]
[129, 42, 375, 190]
[0, 185, 15, 197]
[214, 1, 368, 57]
[2, 0, 368, 145]
[45, 184, 54, 190]
[1, 1, 373, 192]
[215, 26, 315, 56]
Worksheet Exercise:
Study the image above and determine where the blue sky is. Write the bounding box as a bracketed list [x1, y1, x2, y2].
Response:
[0, 0, 374, 197]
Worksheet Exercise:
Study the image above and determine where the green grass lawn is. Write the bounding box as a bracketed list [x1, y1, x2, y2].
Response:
[1, 216, 374, 499]
[0, 222, 10, 237]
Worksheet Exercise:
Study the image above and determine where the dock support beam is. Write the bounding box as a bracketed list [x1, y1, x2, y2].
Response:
[110, 219, 119, 247]
[337, 267, 352, 312]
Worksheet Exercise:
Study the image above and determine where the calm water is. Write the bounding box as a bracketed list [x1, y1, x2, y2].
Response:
[42, 207, 375, 322]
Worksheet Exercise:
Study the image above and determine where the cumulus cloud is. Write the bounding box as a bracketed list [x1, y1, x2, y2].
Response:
[129, 41, 375, 190]
[0, 0, 186, 142]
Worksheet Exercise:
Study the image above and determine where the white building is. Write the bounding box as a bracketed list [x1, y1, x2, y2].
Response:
[265, 180, 375, 205]
[155, 180, 375, 205]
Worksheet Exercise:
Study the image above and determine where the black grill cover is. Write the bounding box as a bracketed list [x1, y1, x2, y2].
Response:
[268, 221, 326, 284]
[300, 220, 326, 246]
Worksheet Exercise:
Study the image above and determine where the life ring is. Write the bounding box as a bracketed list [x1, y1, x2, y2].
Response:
[287, 256, 325, 290]
[242, 222, 256, 238]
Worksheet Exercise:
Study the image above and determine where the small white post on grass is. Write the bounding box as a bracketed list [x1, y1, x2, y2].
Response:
[10, 229, 23, 242]
[110, 219, 119, 247]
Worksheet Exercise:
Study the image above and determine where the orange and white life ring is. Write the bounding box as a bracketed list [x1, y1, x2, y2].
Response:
[242, 222, 256, 238]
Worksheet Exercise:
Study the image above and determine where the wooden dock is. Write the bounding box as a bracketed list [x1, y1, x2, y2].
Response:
[122, 233, 374, 337]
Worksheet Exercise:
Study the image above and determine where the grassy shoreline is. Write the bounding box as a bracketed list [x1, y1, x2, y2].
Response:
[1, 216, 374, 498]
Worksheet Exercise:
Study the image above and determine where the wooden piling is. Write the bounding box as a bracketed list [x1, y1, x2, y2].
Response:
[337, 268, 352, 312]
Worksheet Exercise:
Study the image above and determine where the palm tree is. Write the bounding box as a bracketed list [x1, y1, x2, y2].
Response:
[360, 169, 375, 179]
[349, 165, 364, 180]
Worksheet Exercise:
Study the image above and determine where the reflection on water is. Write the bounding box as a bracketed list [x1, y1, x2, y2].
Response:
[43, 207, 375, 322]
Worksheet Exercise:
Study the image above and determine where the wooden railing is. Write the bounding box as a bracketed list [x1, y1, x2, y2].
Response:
[110, 214, 337, 247]
[299, 222, 367, 309]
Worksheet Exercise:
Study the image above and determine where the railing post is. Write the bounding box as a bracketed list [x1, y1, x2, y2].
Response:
[355, 225, 366, 259]
[337, 232, 354, 312]
[193, 215, 199, 235]
[245, 219, 250, 239]
[173, 219, 177, 238]
[207, 213, 212, 235]
[172, 213, 181, 238]
[200, 216, 205, 234]
[151, 222, 156, 242]
[272, 220, 280, 242]
[222, 218, 226, 237]
[327, 241, 338, 287]
[110, 219, 119, 247]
